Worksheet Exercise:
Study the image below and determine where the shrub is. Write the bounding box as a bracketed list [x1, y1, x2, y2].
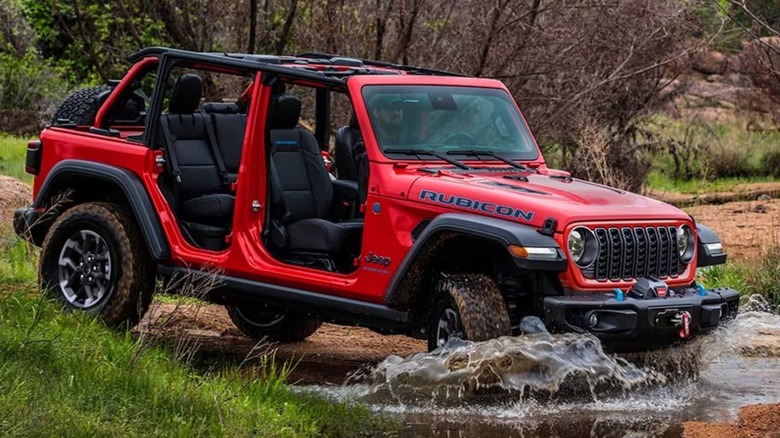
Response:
[707, 142, 756, 178]
[760, 147, 780, 178]
[0, 52, 71, 118]
[568, 120, 656, 192]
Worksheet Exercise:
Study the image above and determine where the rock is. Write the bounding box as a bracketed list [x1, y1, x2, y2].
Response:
[754, 204, 768, 213]
[758, 194, 772, 201]
[693, 50, 727, 75]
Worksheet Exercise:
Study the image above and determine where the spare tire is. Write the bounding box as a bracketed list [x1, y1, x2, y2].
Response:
[50, 85, 113, 126]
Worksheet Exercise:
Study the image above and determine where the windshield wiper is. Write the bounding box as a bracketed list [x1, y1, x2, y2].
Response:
[446, 149, 528, 171]
[385, 148, 470, 170]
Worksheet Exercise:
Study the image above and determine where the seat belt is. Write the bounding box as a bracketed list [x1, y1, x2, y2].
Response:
[160, 117, 182, 183]
[265, 149, 293, 248]
[201, 112, 230, 186]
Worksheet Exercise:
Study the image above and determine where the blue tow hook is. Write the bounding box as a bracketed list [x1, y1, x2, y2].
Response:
[695, 283, 707, 297]
[613, 288, 624, 301]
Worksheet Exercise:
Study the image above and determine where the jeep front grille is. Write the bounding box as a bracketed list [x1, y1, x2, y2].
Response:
[581, 226, 685, 282]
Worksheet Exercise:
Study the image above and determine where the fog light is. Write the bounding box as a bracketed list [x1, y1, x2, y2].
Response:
[588, 313, 599, 328]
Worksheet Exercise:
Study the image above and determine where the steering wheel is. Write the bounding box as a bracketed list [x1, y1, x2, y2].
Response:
[441, 132, 475, 145]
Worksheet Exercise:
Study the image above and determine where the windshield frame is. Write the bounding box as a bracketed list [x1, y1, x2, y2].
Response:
[360, 84, 540, 163]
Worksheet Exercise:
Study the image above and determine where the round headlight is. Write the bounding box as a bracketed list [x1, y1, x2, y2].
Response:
[568, 230, 585, 263]
[677, 225, 695, 262]
[568, 227, 598, 268]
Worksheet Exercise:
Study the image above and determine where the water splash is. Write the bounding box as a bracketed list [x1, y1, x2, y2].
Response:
[339, 316, 666, 404]
[300, 294, 780, 424]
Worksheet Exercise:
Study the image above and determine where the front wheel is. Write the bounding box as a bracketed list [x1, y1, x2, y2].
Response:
[428, 273, 512, 351]
[39, 202, 155, 328]
[226, 305, 321, 342]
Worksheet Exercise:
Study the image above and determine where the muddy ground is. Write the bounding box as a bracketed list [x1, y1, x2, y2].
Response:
[685, 197, 780, 262]
[683, 403, 780, 438]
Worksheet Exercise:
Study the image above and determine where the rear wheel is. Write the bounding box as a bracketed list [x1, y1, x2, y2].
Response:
[428, 273, 512, 351]
[226, 305, 321, 342]
[39, 202, 155, 328]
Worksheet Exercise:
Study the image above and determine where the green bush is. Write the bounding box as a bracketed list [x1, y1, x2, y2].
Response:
[0, 52, 71, 115]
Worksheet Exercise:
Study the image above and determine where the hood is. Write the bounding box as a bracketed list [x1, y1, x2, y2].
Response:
[407, 167, 689, 230]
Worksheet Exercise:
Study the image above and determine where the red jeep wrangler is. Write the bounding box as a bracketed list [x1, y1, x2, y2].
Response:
[14, 47, 738, 352]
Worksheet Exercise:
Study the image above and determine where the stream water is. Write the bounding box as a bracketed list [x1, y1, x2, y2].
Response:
[300, 295, 780, 437]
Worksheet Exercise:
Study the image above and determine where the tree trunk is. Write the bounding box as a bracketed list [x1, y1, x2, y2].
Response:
[275, 0, 298, 55]
[248, 0, 258, 53]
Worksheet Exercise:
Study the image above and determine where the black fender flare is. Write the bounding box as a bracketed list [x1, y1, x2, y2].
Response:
[32, 159, 170, 260]
[383, 212, 566, 307]
[696, 224, 726, 267]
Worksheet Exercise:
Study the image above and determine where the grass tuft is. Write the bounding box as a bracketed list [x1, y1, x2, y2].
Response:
[0, 225, 37, 285]
[698, 247, 780, 308]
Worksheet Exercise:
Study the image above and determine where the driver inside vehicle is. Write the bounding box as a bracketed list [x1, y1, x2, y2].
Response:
[369, 94, 405, 145]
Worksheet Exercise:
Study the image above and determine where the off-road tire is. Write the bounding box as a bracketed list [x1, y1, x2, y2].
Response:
[226, 306, 322, 342]
[50, 85, 112, 126]
[428, 273, 512, 351]
[39, 202, 155, 328]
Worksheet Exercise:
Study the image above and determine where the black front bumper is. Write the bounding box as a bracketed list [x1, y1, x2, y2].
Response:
[543, 286, 740, 352]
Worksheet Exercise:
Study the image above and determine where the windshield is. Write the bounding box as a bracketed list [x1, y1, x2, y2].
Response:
[361, 85, 538, 160]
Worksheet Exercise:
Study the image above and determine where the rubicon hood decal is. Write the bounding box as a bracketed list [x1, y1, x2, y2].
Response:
[419, 189, 534, 222]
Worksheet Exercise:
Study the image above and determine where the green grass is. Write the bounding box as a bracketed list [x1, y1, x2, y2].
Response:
[0, 225, 37, 285]
[0, 287, 391, 437]
[154, 293, 209, 306]
[646, 172, 776, 194]
[0, 134, 33, 185]
[698, 248, 780, 308]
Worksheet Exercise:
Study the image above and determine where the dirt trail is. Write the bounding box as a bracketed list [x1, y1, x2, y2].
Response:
[684, 198, 780, 262]
[136, 302, 425, 384]
[684, 403, 780, 438]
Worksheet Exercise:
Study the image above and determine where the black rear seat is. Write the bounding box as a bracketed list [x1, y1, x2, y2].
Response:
[160, 74, 235, 234]
[202, 102, 247, 184]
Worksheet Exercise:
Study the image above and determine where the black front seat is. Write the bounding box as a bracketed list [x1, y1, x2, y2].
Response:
[269, 94, 363, 254]
[334, 113, 363, 181]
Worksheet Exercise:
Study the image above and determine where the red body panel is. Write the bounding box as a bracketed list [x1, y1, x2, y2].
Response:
[31, 60, 701, 307]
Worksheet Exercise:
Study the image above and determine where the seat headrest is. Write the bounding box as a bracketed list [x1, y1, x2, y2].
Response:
[270, 94, 301, 130]
[168, 74, 202, 114]
[203, 102, 240, 114]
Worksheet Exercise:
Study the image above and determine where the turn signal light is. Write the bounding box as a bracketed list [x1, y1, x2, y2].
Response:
[508, 245, 558, 260]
